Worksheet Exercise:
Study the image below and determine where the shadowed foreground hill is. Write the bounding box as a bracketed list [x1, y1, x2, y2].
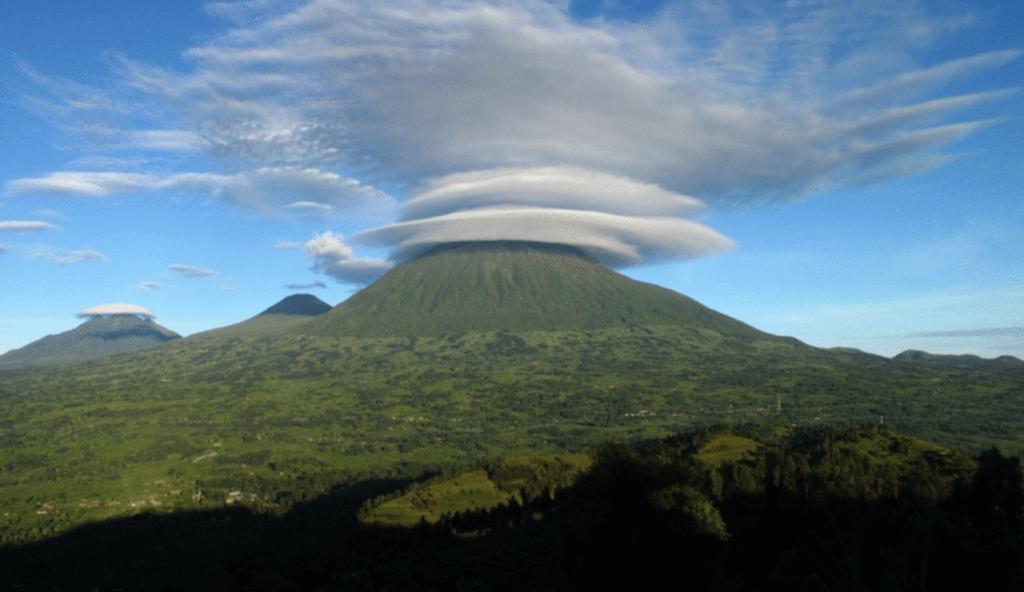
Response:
[0, 316, 179, 371]
[303, 241, 771, 339]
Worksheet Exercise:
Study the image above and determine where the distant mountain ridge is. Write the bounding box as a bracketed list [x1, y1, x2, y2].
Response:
[0, 316, 180, 371]
[258, 294, 333, 317]
[301, 241, 774, 339]
[893, 349, 1024, 369]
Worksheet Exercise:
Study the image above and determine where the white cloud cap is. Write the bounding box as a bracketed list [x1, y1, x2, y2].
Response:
[358, 206, 736, 268]
[76, 303, 157, 319]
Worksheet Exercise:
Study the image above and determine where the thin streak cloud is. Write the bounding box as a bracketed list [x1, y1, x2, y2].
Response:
[169, 263, 218, 278]
[0, 221, 58, 232]
[133, 282, 180, 291]
[285, 281, 328, 290]
[907, 327, 1024, 339]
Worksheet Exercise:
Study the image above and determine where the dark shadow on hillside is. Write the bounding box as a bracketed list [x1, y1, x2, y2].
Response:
[0, 477, 418, 592]
[2, 444, 1022, 592]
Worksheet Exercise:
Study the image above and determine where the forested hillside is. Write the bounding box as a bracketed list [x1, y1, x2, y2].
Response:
[2, 425, 1020, 591]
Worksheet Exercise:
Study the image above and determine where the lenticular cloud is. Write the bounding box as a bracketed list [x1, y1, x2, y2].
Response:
[77, 303, 156, 319]
[400, 167, 705, 221]
[360, 167, 734, 267]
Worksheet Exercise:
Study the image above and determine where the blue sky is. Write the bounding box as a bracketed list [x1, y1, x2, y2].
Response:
[1, 0, 1021, 358]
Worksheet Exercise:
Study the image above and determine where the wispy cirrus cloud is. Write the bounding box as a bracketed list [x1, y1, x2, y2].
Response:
[169, 263, 217, 278]
[5, 168, 392, 219]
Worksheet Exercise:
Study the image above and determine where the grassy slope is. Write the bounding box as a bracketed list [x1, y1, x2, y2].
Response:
[302, 241, 771, 338]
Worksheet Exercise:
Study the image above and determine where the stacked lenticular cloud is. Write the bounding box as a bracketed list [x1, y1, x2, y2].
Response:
[357, 166, 735, 267]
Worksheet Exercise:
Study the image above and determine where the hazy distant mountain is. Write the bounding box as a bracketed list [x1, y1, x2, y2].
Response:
[257, 293, 333, 317]
[302, 241, 773, 339]
[893, 349, 1024, 369]
[187, 294, 333, 339]
[0, 316, 180, 371]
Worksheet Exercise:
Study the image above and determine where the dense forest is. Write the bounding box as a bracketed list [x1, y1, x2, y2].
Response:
[2, 424, 1021, 591]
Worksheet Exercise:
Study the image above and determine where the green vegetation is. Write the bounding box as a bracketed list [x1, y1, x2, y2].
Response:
[1, 323, 1021, 547]
[359, 455, 591, 527]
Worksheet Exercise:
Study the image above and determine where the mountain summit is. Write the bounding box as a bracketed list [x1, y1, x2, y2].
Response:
[258, 293, 332, 317]
[187, 293, 333, 340]
[303, 241, 768, 338]
[0, 315, 180, 371]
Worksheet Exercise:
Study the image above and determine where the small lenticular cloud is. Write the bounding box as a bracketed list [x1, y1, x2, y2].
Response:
[287, 201, 334, 213]
[134, 282, 176, 291]
[77, 303, 156, 319]
[285, 281, 328, 290]
[169, 263, 217, 278]
[0, 220, 58, 232]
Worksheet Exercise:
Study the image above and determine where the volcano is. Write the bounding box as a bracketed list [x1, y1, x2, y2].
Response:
[187, 293, 333, 340]
[257, 293, 333, 317]
[0, 315, 180, 371]
[303, 241, 770, 339]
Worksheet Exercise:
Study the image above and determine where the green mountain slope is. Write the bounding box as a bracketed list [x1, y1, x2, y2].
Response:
[0, 316, 180, 371]
[303, 241, 771, 338]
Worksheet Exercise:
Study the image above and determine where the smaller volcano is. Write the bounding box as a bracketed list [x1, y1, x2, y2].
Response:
[0, 306, 180, 371]
[187, 294, 333, 339]
[257, 294, 333, 317]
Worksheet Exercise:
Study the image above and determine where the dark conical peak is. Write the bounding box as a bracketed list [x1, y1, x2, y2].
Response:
[302, 240, 769, 338]
[258, 294, 332, 317]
